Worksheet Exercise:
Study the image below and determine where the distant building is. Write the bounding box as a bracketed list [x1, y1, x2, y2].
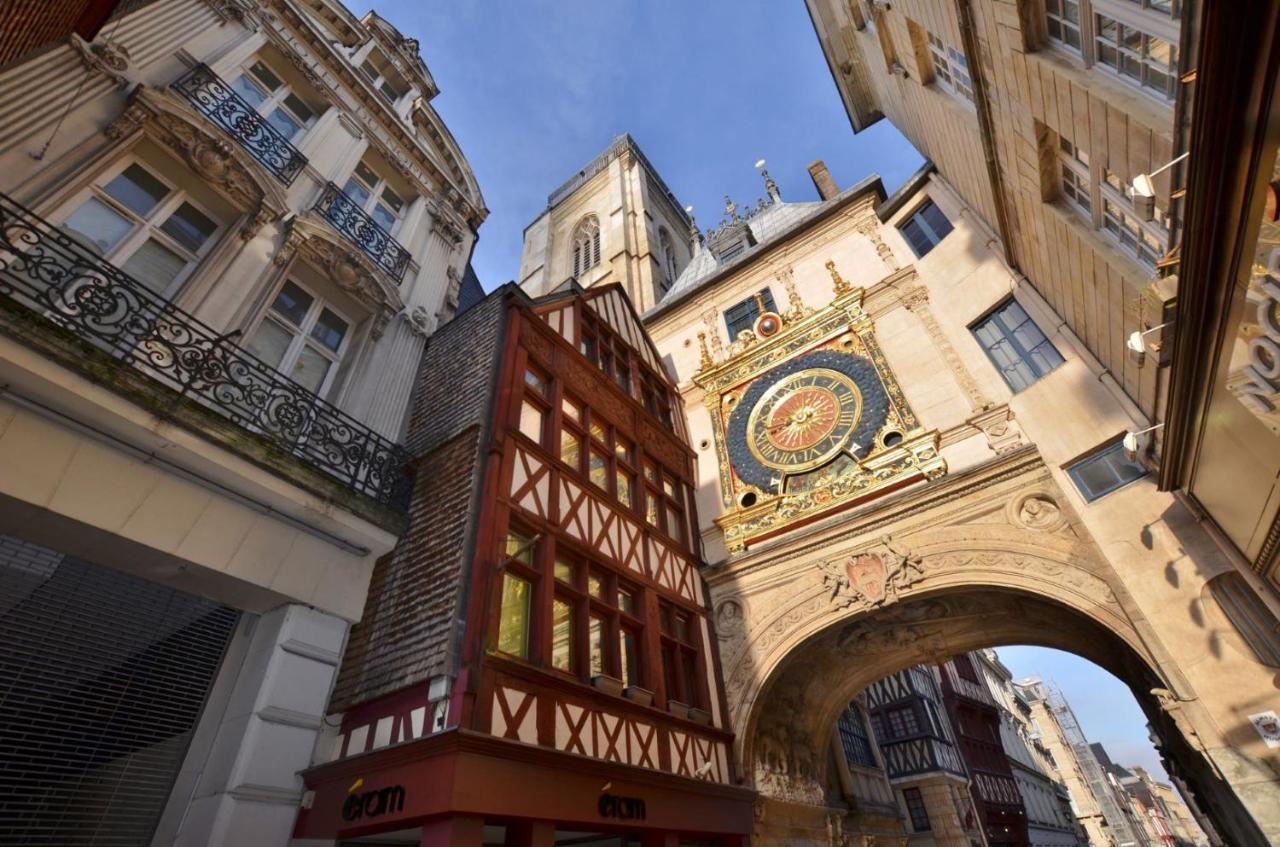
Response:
[974, 652, 1085, 847]
[940, 654, 1030, 847]
[865, 665, 984, 846]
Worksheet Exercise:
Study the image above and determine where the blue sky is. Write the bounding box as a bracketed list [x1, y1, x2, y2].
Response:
[371, 0, 1164, 784]
[997, 646, 1167, 780]
[381, 0, 924, 288]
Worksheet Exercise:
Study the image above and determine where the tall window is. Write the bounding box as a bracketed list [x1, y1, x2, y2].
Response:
[952, 653, 980, 683]
[971, 299, 1065, 392]
[723, 288, 776, 340]
[659, 601, 702, 708]
[230, 59, 316, 141]
[497, 528, 538, 659]
[1045, 0, 1082, 51]
[579, 310, 632, 393]
[342, 160, 405, 234]
[518, 364, 550, 445]
[1094, 14, 1177, 100]
[559, 395, 637, 512]
[1059, 136, 1091, 217]
[644, 460, 687, 547]
[898, 200, 954, 258]
[572, 216, 602, 278]
[555, 557, 645, 686]
[1102, 169, 1168, 270]
[658, 227, 678, 294]
[358, 54, 407, 104]
[926, 31, 974, 102]
[246, 280, 351, 395]
[885, 705, 921, 738]
[838, 705, 879, 769]
[1042, 1, 1179, 103]
[903, 787, 932, 832]
[1066, 439, 1147, 501]
[60, 161, 221, 296]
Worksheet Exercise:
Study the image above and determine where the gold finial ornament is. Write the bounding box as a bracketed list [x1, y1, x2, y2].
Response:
[697, 331, 714, 371]
[827, 260, 852, 297]
[753, 291, 767, 314]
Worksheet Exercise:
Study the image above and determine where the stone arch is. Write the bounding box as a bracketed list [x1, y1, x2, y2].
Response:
[708, 451, 1268, 844]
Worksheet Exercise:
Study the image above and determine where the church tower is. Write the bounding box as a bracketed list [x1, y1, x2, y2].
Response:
[519, 134, 694, 313]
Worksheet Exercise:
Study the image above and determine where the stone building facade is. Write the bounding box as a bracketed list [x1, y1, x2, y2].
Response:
[0, 0, 482, 843]
[519, 117, 1280, 844]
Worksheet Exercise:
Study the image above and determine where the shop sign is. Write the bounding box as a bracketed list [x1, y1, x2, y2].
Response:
[1228, 176, 1280, 435]
[598, 793, 646, 821]
[343, 784, 406, 822]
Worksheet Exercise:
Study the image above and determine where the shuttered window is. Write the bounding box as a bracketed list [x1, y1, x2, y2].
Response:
[0, 534, 239, 846]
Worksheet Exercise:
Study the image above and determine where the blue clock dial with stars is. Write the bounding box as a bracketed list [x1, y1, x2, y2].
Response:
[725, 349, 890, 493]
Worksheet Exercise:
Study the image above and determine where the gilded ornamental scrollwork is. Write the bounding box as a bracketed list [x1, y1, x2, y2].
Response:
[694, 272, 944, 552]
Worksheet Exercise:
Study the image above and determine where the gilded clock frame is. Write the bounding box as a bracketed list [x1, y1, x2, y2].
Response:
[693, 285, 946, 552]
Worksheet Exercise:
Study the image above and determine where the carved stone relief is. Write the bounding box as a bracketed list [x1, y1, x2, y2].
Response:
[70, 34, 132, 88]
[818, 535, 926, 611]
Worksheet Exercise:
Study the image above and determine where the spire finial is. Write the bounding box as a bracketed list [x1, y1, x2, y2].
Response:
[827, 259, 853, 297]
[697, 331, 714, 371]
[724, 195, 738, 220]
[762, 169, 781, 204]
[686, 206, 704, 250]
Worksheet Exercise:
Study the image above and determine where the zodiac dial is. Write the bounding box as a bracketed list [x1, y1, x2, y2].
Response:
[746, 369, 862, 472]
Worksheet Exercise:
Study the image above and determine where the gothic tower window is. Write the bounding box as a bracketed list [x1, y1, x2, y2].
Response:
[658, 227, 678, 295]
[572, 215, 602, 278]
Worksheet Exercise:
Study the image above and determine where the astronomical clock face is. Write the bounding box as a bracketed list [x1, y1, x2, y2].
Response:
[726, 350, 890, 493]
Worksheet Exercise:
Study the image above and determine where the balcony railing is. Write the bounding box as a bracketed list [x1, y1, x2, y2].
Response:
[0, 191, 410, 513]
[314, 182, 411, 282]
[173, 63, 308, 187]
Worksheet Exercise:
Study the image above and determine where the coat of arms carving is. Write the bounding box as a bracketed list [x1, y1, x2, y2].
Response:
[819, 535, 926, 610]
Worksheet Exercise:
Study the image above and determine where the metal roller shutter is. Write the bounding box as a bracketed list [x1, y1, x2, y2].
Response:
[0, 534, 240, 846]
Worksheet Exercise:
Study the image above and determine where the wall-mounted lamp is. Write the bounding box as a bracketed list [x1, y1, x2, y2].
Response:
[1126, 322, 1171, 366]
[1128, 152, 1190, 220]
[1123, 423, 1164, 463]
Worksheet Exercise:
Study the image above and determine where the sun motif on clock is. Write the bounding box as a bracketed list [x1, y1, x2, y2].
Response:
[725, 349, 891, 493]
[746, 370, 862, 472]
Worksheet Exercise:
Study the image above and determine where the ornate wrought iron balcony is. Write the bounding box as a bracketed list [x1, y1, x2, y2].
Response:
[0, 192, 410, 513]
[314, 182, 411, 282]
[173, 63, 308, 187]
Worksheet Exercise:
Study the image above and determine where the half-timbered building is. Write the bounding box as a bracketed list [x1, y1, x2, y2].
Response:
[292, 282, 752, 846]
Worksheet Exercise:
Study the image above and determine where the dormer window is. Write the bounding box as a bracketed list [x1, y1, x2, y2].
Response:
[359, 56, 407, 104]
[343, 160, 405, 233]
[230, 59, 317, 141]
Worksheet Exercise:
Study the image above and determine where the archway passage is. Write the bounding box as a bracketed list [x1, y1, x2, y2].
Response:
[740, 588, 1263, 847]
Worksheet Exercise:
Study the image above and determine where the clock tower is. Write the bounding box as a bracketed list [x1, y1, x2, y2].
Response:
[694, 264, 946, 552]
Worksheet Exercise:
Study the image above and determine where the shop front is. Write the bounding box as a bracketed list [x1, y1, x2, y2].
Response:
[293, 729, 755, 847]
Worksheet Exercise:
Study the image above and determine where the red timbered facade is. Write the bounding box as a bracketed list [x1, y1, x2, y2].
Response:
[940, 655, 1031, 847]
[294, 283, 751, 846]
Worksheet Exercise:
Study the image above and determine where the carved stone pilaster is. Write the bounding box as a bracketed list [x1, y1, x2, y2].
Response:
[775, 265, 813, 321]
[854, 214, 899, 272]
[700, 307, 726, 361]
[900, 284, 994, 412]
